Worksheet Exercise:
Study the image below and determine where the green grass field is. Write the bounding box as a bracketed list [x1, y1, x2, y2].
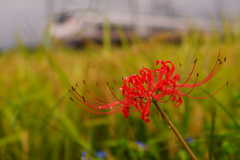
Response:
[0, 30, 240, 160]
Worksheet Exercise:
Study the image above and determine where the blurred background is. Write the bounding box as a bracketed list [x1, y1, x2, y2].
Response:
[1, 0, 240, 49]
[0, 0, 240, 160]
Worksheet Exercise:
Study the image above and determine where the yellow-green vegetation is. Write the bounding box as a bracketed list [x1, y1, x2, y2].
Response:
[0, 31, 240, 159]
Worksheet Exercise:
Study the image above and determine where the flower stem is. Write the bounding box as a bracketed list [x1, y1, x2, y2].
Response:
[153, 101, 198, 160]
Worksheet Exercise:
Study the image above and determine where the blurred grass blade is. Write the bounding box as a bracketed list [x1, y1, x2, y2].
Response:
[202, 89, 240, 128]
[103, 19, 111, 53]
[56, 111, 91, 151]
[0, 132, 21, 147]
[208, 104, 216, 160]
[46, 53, 70, 87]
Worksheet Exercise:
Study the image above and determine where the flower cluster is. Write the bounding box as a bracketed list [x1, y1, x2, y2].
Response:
[70, 58, 224, 122]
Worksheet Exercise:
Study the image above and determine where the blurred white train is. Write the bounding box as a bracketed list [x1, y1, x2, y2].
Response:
[1, 0, 240, 49]
[49, 9, 212, 45]
[49, 0, 240, 45]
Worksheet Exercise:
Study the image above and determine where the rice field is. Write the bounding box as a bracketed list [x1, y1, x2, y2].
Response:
[0, 30, 240, 159]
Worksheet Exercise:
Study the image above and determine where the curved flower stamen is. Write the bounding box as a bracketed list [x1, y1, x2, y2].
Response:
[70, 88, 121, 114]
[182, 59, 198, 84]
[177, 57, 222, 88]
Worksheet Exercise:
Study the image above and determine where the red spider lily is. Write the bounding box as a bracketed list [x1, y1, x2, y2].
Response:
[70, 57, 225, 122]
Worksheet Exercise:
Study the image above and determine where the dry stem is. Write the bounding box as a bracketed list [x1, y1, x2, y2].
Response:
[153, 101, 198, 160]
